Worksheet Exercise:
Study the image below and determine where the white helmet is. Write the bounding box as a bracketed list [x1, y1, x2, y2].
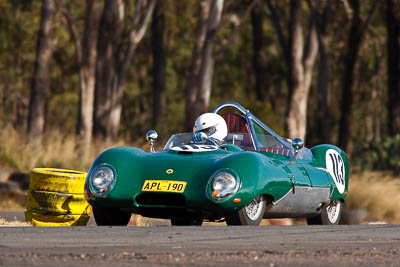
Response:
[193, 113, 228, 141]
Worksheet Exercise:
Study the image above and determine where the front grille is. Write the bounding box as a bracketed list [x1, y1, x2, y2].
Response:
[135, 193, 186, 207]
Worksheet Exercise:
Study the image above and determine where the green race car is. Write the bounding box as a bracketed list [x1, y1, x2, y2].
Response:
[84, 102, 349, 226]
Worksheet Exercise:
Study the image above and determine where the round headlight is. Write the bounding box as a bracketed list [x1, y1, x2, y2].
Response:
[210, 170, 240, 199]
[90, 165, 115, 194]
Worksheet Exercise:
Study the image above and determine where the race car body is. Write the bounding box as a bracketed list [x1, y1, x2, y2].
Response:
[84, 102, 349, 225]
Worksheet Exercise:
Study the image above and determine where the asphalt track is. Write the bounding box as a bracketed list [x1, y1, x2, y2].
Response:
[1, 224, 400, 266]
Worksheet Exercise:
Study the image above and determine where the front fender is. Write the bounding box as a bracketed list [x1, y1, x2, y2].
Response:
[85, 147, 147, 207]
[214, 151, 292, 208]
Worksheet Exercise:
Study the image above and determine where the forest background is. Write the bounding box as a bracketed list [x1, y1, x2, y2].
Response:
[0, 0, 400, 207]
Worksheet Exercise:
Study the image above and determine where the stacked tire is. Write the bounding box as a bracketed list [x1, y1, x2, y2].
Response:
[25, 168, 91, 226]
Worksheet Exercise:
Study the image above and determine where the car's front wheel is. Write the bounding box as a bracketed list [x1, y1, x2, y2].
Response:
[92, 206, 131, 226]
[225, 195, 266, 225]
[307, 199, 343, 225]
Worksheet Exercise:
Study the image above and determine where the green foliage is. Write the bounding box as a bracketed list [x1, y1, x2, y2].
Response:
[47, 92, 79, 134]
[356, 135, 400, 175]
[0, 0, 40, 127]
[156, 101, 185, 139]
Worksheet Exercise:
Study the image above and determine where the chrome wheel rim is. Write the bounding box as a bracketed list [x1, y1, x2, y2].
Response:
[245, 197, 263, 221]
[327, 200, 341, 224]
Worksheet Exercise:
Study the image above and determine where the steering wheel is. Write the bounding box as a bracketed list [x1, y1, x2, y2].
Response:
[192, 132, 220, 146]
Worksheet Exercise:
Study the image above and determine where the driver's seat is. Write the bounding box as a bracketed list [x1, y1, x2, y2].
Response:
[222, 113, 249, 134]
[222, 113, 253, 149]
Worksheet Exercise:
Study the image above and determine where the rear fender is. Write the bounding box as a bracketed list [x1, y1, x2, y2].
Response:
[311, 145, 349, 200]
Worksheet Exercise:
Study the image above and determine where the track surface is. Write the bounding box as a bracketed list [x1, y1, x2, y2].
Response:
[1, 225, 400, 266]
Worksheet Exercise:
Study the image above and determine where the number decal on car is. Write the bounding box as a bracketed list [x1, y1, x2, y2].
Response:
[325, 149, 345, 194]
[170, 144, 218, 152]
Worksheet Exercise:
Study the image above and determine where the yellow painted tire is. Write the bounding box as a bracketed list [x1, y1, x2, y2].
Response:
[29, 168, 87, 194]
[25, 211, 90, 226]
[26, 168, 90, 226]
[26, 190, 91, 215]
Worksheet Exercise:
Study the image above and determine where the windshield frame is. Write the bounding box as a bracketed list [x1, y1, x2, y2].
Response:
[212, 102, 293, 151]
[163, 132, 255, 151]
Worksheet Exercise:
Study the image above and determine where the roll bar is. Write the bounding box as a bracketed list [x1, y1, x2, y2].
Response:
[213, 102, 292, 150]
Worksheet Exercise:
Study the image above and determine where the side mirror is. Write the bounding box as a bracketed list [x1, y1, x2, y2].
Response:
[292, 138, 304, 151]
[146, 130, 158, 152]
[291, 138, 304, 163]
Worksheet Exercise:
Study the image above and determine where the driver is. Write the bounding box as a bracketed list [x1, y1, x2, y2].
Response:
[192, 113, 228, 145]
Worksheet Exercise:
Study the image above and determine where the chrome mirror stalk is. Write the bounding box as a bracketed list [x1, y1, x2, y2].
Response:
[146, 130, 158, 152]
[291, 138, 304, 164]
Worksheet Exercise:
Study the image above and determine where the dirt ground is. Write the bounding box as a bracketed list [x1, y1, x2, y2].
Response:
[1, 225, 399, 266]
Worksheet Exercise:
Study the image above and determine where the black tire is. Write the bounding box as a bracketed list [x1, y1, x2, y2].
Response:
[92, 206, 131, 226]
[307, 199, 343, 225]
[225, 195, 266, 225]
[171, 217, 203, 226]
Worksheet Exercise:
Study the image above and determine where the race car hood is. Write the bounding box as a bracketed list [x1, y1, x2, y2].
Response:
[85, 145, 273, 211]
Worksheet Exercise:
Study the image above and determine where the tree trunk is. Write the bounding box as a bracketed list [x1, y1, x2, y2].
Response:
[184, 1, 210, 131]
[286, 0, 304, 139]
[316, 0, 331, 143]
[265, 0, 290, 67]
[338, 0, 377, 151]
[387, 0, 400, 136]
[94, 0, 124, 140]
[151, 0, 166, 127]
[76, 0, 101, 152]
[94, 0, 156, 141]
[338, 0, 362, 151]
[286, 0, 318, 140]
[251, 0, 269, 101]
[28, 0, 57, 145]
[195, 0, 224, 114]
[266, 0, 318, 140]
[184, 0, 224, 131]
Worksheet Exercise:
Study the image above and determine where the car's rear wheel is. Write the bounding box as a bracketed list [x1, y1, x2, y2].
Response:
[92, 206, 131, 226]
[171, 218, 203, 226]
[225, 195, 266, 225]
[307, 199, 343, 225]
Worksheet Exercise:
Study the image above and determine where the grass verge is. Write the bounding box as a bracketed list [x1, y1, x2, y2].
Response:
[345, 171, 400, 224]
[0, 125, 147, 172]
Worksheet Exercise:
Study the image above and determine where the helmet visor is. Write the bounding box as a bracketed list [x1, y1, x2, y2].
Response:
[197, 126, 217, 137]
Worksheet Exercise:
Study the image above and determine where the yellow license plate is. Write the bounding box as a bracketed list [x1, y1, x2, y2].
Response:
[142, 180, 187, 193]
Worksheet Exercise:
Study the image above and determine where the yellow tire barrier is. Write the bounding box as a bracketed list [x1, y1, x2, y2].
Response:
[26, 190, 91, 215]
[25, 211, 90, 227]
[25, 168, 91, 227]
[29, 168, 87, 194]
